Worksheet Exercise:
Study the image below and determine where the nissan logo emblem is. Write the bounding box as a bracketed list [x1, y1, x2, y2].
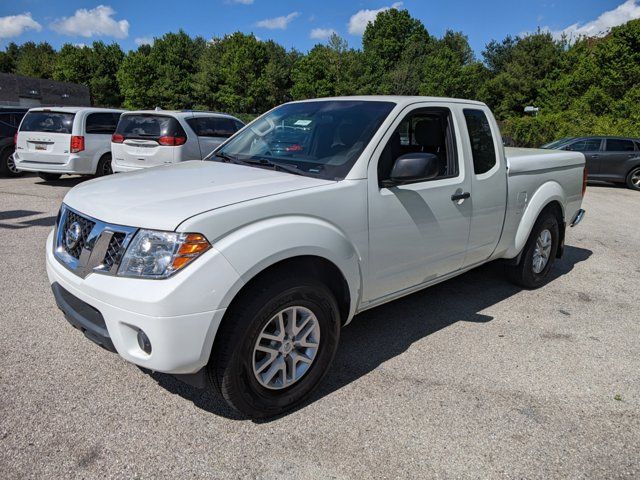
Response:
[65, 221, 82, 250]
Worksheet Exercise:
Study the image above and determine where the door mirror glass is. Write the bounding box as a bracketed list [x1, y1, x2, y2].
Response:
[389, 153, 439, 185]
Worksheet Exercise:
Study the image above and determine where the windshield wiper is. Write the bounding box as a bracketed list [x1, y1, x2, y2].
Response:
[247, 157, 314, 177]
[212, 151, 247, 165]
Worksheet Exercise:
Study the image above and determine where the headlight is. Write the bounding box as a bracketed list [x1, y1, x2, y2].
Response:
[118, 230, 211, 279]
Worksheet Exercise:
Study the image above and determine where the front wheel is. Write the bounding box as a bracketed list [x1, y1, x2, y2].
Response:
[37, 172, 62, 182]
[208, 275, 341, 418]
[626, 167, 640, 191]
[506, 211, 560, 289]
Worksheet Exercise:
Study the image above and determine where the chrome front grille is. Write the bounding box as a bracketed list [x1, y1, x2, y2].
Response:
[61, 210, 95, 259]
[54, 205, 137, 278]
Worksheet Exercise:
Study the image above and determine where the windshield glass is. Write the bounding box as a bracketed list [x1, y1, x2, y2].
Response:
[211, 100, 395, 180]
[20, 111, 75, 134]
[541, 138, 572, 149]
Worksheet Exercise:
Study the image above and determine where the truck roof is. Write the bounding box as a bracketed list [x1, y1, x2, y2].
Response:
[290, 95, 487, 107]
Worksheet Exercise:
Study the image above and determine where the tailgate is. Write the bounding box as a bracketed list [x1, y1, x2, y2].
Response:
[17, 111, 75, 164]
[117, 139, 174, 168]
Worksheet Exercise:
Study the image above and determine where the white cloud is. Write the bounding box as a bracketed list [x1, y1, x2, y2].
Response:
[348, 2, 403, 35]
[0, 12, 42, 39]
[545, 0, 640, 41]
[135, 36, 154, 46]
[255, 12, 300, 30]
[310, 28, 337, 40]
[50, 5, 129, 39]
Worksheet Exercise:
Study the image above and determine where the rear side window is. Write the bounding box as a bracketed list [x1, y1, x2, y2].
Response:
[0, 113, 14, 137]
[186, 117, 242, 138]
[606, 139, 635, 152]
[86, 112, 121, 134]
[463, 109, 497, 175]
[20, 112, 75, 134]
[115, 115, 187, 141]
[567, 139, 601, 152]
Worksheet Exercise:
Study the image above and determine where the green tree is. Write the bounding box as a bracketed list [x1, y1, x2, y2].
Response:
[0, 43, 20, 73]
[14, 42, 57, 78]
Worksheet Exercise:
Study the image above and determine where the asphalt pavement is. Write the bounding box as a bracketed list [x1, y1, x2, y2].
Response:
[1, 175, 638, 479]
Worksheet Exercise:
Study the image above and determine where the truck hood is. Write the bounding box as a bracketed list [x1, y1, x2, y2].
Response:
[63, 161, 334, 231]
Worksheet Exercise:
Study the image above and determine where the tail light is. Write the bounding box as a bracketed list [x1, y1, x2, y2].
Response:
[158, 136, 187, 146]
[70, 135, 85, 153]
[14, 133, 18, 145]
[111, 133, 124, 143]
[582, 166, 588, 196]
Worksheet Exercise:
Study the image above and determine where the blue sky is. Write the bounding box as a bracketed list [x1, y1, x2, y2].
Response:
[1, 1, 638, 56]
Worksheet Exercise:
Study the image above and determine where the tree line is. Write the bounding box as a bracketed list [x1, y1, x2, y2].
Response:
[1, 9, 638, 146]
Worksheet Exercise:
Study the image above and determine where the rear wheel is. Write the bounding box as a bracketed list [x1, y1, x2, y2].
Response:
[0, 147, 23, 177]
[626, 166, 640, 191]
[208, 274, 340, 418]
[37, 173, 62, 182]
[507, 210, 560, 289]
[95, 154, 113, 177]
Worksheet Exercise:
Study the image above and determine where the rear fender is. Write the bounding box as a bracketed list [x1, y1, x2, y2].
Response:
[507, 181, 566, 258]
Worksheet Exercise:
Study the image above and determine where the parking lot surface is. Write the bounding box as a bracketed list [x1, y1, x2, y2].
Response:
[1, 175, 639, 479]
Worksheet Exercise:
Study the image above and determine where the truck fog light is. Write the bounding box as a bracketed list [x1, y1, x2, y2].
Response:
[137, 329, 152, 354]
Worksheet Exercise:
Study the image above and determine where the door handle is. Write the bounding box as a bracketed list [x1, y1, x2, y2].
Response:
[451, 192, 471, 202]
[591, 154, 599, 158]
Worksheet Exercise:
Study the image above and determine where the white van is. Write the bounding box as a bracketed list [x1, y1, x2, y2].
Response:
[111, 110, 244, 172]
[14, 107, 124, 181]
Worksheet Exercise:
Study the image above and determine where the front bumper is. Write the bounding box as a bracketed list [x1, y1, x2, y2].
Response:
[46, 230, 241, 374]
[14, 152, 95, 175]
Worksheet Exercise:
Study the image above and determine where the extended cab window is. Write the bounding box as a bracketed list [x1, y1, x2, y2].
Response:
[187, 117, 241, 138]
[86, 112, 121, 134]
[463, 109, 496, 175]
[378, 107, 458, 184]
[20, 111, 74, 134]
[606, 139, 635, 152]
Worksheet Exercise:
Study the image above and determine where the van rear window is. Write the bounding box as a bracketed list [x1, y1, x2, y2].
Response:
[20, 112, 75, 134]
[115, 114, 186, 140]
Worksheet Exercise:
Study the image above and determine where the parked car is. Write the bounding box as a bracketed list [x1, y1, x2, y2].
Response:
[0, 106, 28, 177]
[543, 136, 640, 191]
[14, 107, 124, 181]
[540, 137, 573, 149]
[47, 96, 586, 418]
[111, 110, 244, 172]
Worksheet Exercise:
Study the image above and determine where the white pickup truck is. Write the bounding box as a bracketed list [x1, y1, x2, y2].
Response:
[46, 96, 586, 417]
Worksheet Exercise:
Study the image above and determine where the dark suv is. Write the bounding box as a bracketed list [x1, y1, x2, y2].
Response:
[0, 106, 29, 177]
[544, 136, 640, 191]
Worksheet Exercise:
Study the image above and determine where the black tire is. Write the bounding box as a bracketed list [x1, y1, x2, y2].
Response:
[0, 147, 23, 177]
[208, 274, 341, 418]
[95, 154, 113, 177]
[37, 172, 62, 182]
[506, 210, 560, 289]
[626, 166, 640, 191]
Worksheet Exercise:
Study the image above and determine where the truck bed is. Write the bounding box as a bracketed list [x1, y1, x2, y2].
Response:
[505, 147, 584, 175]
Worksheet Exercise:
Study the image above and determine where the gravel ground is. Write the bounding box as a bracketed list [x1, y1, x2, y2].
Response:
[0, 175, 638, 479]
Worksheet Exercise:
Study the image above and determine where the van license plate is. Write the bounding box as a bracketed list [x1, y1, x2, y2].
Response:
[35, 144, 46, 151]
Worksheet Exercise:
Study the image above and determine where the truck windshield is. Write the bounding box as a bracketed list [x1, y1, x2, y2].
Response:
[209, 100, 395, 180]
[20, 111, 75, 134]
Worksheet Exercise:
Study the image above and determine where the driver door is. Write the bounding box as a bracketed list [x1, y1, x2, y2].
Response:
[364, 104, 472, 303]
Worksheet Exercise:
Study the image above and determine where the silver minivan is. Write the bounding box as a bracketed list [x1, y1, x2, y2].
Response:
[111, 110, 244, 172]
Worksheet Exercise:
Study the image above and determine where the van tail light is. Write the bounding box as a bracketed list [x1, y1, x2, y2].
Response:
[70, 135, 85, 153]
[158, 136, 187, 146]
[14, 133, 18, 145]
[582, 166, 588, 197]
[111, 133, 124, 143]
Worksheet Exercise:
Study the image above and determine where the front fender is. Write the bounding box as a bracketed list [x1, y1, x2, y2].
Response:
[212, 215, 362, 322]
[507, 180, 566, 258]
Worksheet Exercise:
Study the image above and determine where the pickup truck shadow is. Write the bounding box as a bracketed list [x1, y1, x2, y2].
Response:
[150, 245, 592, 422]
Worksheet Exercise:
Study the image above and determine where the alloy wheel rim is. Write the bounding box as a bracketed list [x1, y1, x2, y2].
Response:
[532, 228, 552, 274]
[632, 170, 640, 187]
[252, 306, 320, 390]
[7, 154, 18, 174]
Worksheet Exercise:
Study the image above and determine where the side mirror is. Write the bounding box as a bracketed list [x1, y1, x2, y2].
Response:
[388, 153, 439, 185]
